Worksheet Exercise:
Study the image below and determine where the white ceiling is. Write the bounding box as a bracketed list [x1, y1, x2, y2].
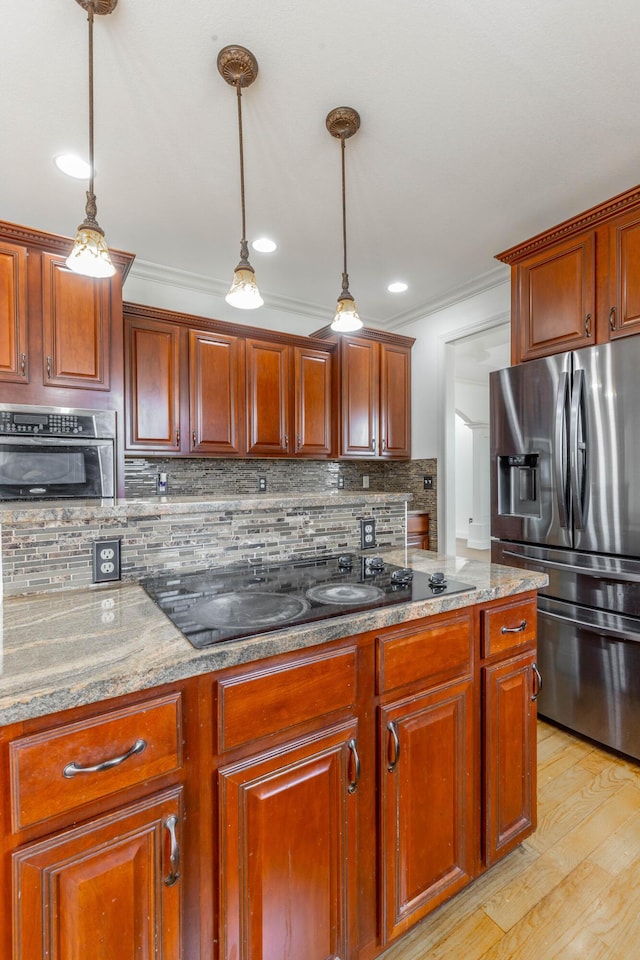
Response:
[4, 0, 640, 331]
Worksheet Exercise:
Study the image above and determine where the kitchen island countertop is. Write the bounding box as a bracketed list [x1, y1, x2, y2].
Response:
[0, 549, 547, 727]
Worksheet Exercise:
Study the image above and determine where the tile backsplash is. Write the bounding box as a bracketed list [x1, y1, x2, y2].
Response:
[124, 456, 438, 546]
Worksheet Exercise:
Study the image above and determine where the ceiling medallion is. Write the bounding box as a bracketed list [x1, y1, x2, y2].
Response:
[74, 0, 118, 14]
[326, 106, 361, 141]
[217, 45, 259, 88]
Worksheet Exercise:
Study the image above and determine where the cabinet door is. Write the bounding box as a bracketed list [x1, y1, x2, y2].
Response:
[380, 679, 474, 944]
[340, 336, 379, 457]
[515, 232, 596, 361]
[380, 342, 411, 458]
[12, 788, 182, 960]
[607, 208, 640, 339]
[245, 338, 290, 455]
[294, 345, 333, 457]
[0, 240, 28, 383]
[189, 328, 245, 455]
[483, 650, 537, 865]
[125, 316, 182, 451]
[41, 252, 111, 389]
[218, 723, 358, 960]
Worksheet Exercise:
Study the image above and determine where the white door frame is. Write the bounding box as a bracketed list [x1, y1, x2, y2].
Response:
[437, 312, 510, 556]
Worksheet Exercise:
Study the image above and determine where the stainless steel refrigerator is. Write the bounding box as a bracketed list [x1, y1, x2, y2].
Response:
[490, 338, 640, 760]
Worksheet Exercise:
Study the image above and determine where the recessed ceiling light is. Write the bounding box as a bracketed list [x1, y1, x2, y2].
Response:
[387, 281, 408, 293]
[54, 154, 91, 179]
[252, 237, 277, 253]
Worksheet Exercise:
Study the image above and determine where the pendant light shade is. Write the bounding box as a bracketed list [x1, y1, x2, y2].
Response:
[326, 106, 363, 333]
[66, 0, 117, 279]
[218, 45, 263, 310]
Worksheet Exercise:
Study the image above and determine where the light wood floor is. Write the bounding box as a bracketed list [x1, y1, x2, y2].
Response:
[379, 720, 640, 960]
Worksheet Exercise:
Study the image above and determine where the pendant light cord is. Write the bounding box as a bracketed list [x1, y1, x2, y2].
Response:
[341, 136, 349, 289]
[236, 81, 248, 250]
[82, 0, 99, 229]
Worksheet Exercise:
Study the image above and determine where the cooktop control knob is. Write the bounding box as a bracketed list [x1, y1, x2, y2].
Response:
[338, 554, 354, 569]
[429, 571, 447, 585]
[391, 568, 413, 584]
[365, 556, 385, 571]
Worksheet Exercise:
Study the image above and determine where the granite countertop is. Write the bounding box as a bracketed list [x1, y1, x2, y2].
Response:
[0, 490, 410, 524]
[0, 549, 548, 727]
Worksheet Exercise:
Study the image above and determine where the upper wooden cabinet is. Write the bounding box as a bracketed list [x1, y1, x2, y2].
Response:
[189, 328, 245, 455]
[0, 239, 28, 383]
[125, 314, 182, 452]
[0, 221, 134, 404]
[496, 183, 640, 362]
[245, 338, 291, 455]
[123, 303, 334, 459]
[313, 326, 414, 459]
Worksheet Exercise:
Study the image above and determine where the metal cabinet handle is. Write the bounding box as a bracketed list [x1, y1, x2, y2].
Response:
[531, 662, 543, 702]
[371, 437, 376, 452]
[176, 429, 180, 445]
[584, 313, 592, 337]
[501, 619, 528, 634]
[164, 814, 181, 886]
[381, 438, 386, 452]
[192, 430, 197, 447]
[297, 434, 301, 450]
[347, 738, 360, 794]
[283, 434, 289, 448]
[609, 306, 616, 331]
[387, 721, 400, 772]
[63, 738, 146, 778]
[20, 353, 27, 375]
[46, 355, 52, 378]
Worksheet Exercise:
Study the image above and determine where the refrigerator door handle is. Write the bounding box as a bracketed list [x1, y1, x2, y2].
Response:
[570, 368, 589, 530]
[554, 371, 570, 528]
[540, 605, 640, 643]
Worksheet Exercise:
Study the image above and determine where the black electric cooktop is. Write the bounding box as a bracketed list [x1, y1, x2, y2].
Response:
[142, 554, 475, 650]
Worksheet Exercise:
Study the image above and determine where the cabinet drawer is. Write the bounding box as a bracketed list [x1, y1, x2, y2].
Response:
[10, 692, 182, 831]
[377, 613, 472, 695]
[481, 598, 537, 659]
[217, 647, 356, 752]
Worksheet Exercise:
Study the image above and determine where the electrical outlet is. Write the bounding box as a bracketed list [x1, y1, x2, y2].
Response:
[362, 475, 370, 489]
[423, 476, 434, 490]
[258, 476, 267, 492]
[92, 539, 121, 583]
[360, 518, 376, 549]
[337, 476, 345, 489]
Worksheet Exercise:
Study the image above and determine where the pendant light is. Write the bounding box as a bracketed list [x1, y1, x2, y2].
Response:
[326, 106, 363, 333]
[66, 0, 117, 279]
[217, 45, 263, 310]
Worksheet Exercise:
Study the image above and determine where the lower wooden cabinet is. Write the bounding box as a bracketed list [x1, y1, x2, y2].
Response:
[217, 722, 358, 960]
[1, 592, 539, 960]
[483, 650, 537, 865]
[12, 787, 183, 960]
[379, 679, 474, 944]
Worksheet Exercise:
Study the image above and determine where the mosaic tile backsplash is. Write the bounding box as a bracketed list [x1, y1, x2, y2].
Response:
[124, 456, 438, 545]
[0, 459, 436, 597]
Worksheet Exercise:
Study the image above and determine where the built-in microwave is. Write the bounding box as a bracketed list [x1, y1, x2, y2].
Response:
[0, 404, 116, 500]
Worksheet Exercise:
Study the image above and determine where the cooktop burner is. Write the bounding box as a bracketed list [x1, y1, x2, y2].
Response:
[142, 555, 475, 649]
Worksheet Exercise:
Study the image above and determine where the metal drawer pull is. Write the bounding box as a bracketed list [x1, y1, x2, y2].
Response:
[164, 814, 181, 886]
[347, 738, 360, 794]
[20, 353, 27, 375]
[531, 662, 543, 702]
[584, 313, 592, 337]
[387, 721, 401, 772]
[62, 738, 147, 778]
[501, 620, 527, 634]
[609, 305, 616, 331]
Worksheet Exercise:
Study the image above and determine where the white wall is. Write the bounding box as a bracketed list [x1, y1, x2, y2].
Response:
[454, 414, 473, 539]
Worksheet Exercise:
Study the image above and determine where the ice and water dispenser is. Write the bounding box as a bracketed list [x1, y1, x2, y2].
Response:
[497, 453, 540, 518]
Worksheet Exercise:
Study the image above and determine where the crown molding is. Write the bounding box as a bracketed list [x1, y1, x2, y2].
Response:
[125, 259, 510, 332]
[384, 265, 509, 332]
